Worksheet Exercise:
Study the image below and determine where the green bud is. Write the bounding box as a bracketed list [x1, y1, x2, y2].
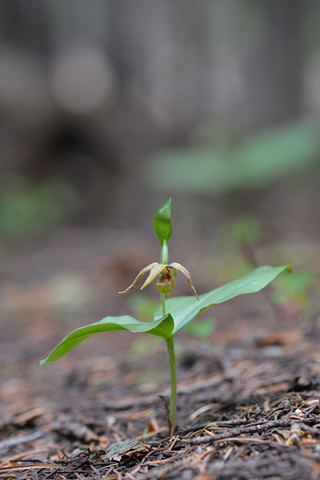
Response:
[154, 198, 172, 246]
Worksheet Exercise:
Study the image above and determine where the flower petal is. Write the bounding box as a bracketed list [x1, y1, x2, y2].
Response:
[119, 262, 159, 294]
[141, 264, 165, 290]
[168, 262, 199, 300]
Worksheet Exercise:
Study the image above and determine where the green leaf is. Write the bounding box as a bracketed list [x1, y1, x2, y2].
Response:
[271, 269, 316, 306]
[41, 265, 290, 366]
[40, 314, 174, 365]
[230, 122, 319, 189]
[154, 265, 291, 335]
[154, 198, 172, 245]
[147, 121, 319, 194]
[148, 149, 229, 194]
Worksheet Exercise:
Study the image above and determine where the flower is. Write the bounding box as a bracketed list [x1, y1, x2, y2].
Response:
[119, 262, 199, 300]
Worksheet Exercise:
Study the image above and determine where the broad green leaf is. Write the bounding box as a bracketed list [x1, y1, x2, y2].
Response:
[40, 314, 174, 365]
[41, 265, 290, 366]
[154, 198, 172, 245]
[154, 265, 291, 335]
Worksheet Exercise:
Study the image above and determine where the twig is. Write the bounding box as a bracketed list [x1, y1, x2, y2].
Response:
[181, 418, 318, 446]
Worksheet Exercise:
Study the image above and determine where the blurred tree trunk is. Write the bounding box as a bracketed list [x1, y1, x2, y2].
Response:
[2, 0, 51, 60]
[242, 0, 303, 131]
[0, 0, 306, 133]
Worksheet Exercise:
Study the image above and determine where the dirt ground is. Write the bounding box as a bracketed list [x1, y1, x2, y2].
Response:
[1, 200, 320, 480]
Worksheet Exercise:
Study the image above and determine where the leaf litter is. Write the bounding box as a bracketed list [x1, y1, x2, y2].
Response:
[0, 230, 320, 479]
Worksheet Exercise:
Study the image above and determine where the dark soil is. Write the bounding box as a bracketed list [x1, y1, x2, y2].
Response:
[1, 227, 320, 480]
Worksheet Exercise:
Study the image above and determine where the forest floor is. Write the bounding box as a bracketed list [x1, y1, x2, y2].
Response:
[1, 224, 320, 480]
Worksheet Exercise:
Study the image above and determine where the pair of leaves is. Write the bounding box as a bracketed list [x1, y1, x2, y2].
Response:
[40, 265, 290, 365]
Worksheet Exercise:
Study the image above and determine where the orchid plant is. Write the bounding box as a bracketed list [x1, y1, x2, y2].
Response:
[41, 199, 290, 432]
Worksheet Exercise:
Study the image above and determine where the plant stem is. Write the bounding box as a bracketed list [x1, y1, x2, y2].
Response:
[159, 239, 176, 432]
[160, 240, 168, 319]
[161, 240, 169, 264]
[166, 336, 177, 432]
[161, 293, 166, 317]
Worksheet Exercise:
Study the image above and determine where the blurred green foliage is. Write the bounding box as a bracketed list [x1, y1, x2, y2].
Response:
[210, 216, 318, 314]
[147, 121, 320, 194]
[229, 215, 263, 244]
[130, 336, 162, 358]
[184, 318, 216, 339]
[128, 295, 159, 322]
[272, 270, 316, 306]
[0, 175, 74, 239]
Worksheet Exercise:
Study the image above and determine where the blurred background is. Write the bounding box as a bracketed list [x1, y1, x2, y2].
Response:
[1, 0, 320, 381]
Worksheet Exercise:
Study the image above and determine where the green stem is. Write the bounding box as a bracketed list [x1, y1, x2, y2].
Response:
[159, 239, 176, 432]
[166, 337, 177, 432]
[160, 240, 168, 320]
[161, 293, 166, 317]
[161, 240, 169, 264]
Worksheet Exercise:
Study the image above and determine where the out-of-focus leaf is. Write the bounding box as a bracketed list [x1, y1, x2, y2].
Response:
[272, 270, 316, 305]
[147, 121, 320, 194]
[230, 215, 263, 243]
[148, 149, 229, 194]
[184, 318, 216, 338]
[231, 122, 320, 188]
[0, 175, 74, 239]
[128, 295, 160, 322]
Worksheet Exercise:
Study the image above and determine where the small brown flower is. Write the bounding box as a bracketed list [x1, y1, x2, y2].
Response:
[119, 262, 199, 300]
